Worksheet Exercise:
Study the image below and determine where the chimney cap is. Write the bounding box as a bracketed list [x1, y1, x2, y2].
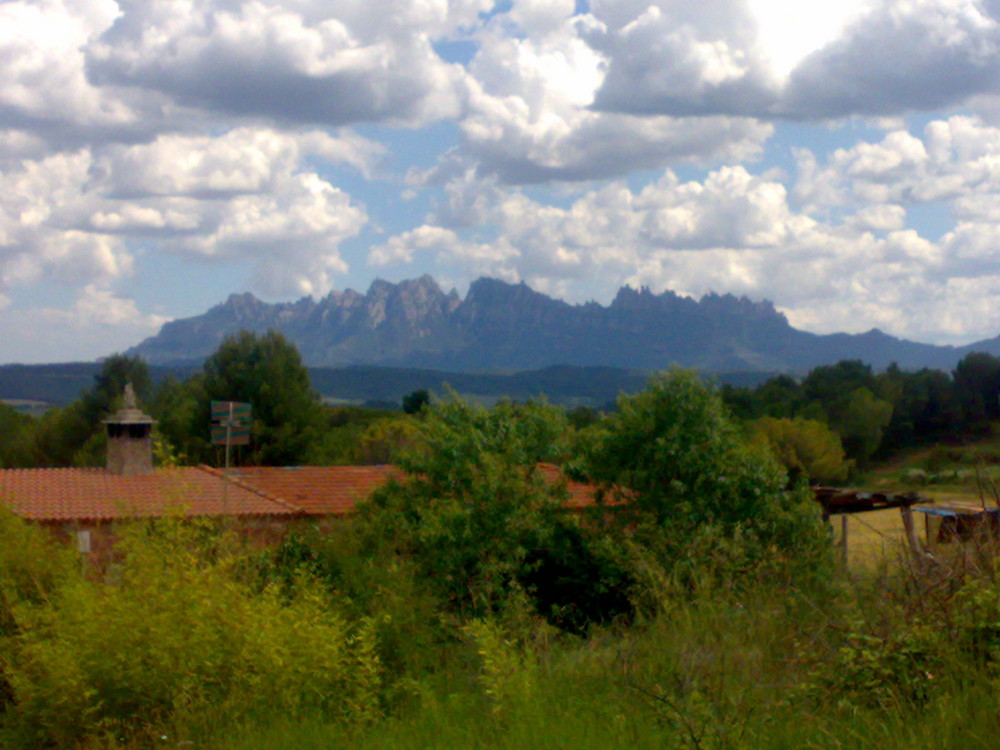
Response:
[103, 383, 155, 426]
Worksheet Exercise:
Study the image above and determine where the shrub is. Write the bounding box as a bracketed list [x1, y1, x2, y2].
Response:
[1, 518, 381, 746]
[356, 397, 635, 630]
[748, 416, 852, 485]
[583, 369, 830, 585]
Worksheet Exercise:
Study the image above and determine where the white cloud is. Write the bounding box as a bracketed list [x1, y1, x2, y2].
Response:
[373, 155, 1000, 343]
[0, 127, 370, 301]
[794, 116, 1000, 212]
[847, 204, 907, 232]
[370, 225, 521, 280]
[444, 8, 773, 184]
[96, 127, 380, 198]
[0, 150, 133, 289]
[0, 0, 127, 125]
[174, 171, 366, 297]
[784, 0, 1000, 118]
[587, 0, 1000, 120]
[86, 0, 479, 127]
[0, 286, 171, 364]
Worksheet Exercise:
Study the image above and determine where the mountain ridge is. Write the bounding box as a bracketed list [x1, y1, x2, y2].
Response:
[128, 275, 1000, 373]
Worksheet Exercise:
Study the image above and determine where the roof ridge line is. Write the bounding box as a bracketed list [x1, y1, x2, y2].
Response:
[195, 465, 306, 515]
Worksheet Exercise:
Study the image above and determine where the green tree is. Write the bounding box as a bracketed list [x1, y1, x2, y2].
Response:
[0, 403, 35, 468]
[401, 389, 430, 414]
[149, 375, 203, 466]
[801, 360, 876, 408]
[352, 416, 420, 464]
[954, 352, 1000, 433]
[79, 354, 152, 428]
[357, 397, 631, 630]
[881, 368, 961, 451]
[583, 369, 827, 573]
[196, 331, 324, 465]
[749, 416, 851, 485]
[829, 387, 893, 465]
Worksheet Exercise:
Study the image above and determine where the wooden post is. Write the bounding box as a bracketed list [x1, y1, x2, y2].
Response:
[900, 506, 924, 562]
[841, 515, 849, 569]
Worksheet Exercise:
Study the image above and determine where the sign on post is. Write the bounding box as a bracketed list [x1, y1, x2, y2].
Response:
[211, 401, 252, 446]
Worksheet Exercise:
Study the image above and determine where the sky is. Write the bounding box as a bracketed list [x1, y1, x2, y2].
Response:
[4, 0, 1000, 363]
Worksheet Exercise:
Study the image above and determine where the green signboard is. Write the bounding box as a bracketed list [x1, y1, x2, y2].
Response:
[211, 401, 252, 446]
[211, 401, 252, 421]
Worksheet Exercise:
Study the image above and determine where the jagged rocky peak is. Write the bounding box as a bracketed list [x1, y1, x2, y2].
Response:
[697, 292, 784, 321]
[320, 287, 365, 309]
[127, 273, 980, 372]
[219, 291, 264, 311]
[360, 275, 451, 327]
[464, 277, 562, 308]
[610, 285, 691, 312]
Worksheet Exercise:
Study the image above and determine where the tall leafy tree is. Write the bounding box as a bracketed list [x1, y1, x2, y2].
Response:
[881, 368, 961, 451]
[80, 355, 153, 427]
[749, 416, 851, 485]
[953, 352, 1000, 433]
[196, 331, 323, 465]
[828, 387, 893, 466]
[584, 369, 826, 571]
[0, 403, 34, 468]
[358, 397, 631, 630]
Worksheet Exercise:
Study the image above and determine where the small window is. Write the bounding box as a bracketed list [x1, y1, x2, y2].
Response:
[77, 530, 92, 554]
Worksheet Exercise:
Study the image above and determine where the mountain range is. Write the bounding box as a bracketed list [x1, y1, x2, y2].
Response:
[128, 275, 1000, 373]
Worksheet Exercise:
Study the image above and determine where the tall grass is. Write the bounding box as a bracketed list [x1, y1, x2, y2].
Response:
[6, 503, 1000, 749]
[0, 509, 382, 748]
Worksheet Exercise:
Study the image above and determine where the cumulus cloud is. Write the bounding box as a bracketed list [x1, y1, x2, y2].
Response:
[793, 116, 1000, 211]
[372, 150, 1000, 343]
[178, 172, 366, 296]
[444, 7, 774, 184]
[0, 150, 133, 289]
[587, 0, 1000, 120]
[94, 127, 382, 199]
[0, 286, 171, 363]
[86, 0, 483, 127]
[0, 0, 127, 125]
[0, 127, 370, 301]
[784, 0, 1000, 118]
[370, 224, 521, 281]
[588, 0, 779, 117]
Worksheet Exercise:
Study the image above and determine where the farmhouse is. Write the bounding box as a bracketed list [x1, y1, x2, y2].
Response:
[0, 391, 596, 565]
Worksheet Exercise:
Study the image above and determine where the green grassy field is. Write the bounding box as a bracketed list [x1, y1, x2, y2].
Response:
[830, 435, 1000, 569]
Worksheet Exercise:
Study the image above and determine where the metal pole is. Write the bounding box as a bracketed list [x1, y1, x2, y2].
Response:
[223, 402, 232, 511]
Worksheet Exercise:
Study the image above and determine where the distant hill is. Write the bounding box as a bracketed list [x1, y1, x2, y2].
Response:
[128, 275, 1000, 373]
[0, 361, 775, 410]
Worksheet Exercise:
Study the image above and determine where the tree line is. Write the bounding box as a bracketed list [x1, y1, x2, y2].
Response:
[720, 353, 1000, 483]
[3, 330, 1000, 490]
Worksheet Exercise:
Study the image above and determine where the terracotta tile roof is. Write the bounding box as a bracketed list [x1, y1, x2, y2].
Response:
[0, 463, 599, 523]
[226, 465, 402, 516]
[536, 463, 601, 508]
[0, 466, 300, 522]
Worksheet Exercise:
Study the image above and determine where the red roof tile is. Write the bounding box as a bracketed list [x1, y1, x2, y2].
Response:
[226, 465, 401, 516]
[536, 463, 601, 508]
[0, 466, 299, 522]
[0, 464, 600, 522]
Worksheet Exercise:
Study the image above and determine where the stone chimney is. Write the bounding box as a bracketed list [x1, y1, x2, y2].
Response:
[104, 383, 155, 476]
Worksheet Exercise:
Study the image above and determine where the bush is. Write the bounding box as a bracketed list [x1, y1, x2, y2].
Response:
[356, 397, 635, 630]
[748, 416, 852, 485]
[583, 369, 830, 585]
[1, 517, 382, 746]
